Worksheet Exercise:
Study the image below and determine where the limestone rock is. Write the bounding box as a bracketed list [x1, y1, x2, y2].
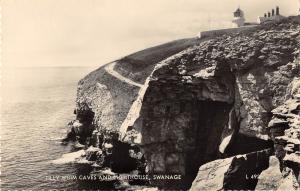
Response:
[268, 78, 300, 181]
[66, 16, 300, 190]
[277, 168, 300, 191]
[190, 149, 272, 191]
[122, 18, 300, 190]
[256, 157, 300, 191]
[85, 146, 102, 161]
[190, 157, 234, 191]
[256, 156, 282, 190]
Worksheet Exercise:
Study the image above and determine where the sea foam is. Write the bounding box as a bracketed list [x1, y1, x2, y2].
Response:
[51, 150, 86, 164]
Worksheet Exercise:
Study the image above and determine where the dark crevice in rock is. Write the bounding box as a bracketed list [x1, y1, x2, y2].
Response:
[63, 105, 95, 145]
[223, 149, 273, 190]
[225, 133, 274, 156]
[138, 60, 237, 190]
[77, 131, 149, 188]
[76, 104, 95, 126]
[140, 99, 233, 190]
[285, 160, 300, 182]
[183, 100, 232, 188]
[89, 130, 147, 173]
[107, 141, 146, 174]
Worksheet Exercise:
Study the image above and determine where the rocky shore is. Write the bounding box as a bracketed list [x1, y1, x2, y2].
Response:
[64, 16, 300, 190]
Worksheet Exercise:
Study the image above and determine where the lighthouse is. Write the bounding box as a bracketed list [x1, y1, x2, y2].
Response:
[232, 7, 245, 27]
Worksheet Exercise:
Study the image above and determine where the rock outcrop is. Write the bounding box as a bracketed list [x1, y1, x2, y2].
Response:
[65, 16, 300, 190]
[256, 156, 299, 191]
[264, 77, 300, 190]
[63, 37, 202, 189]
[122, 17, 300, 189]
[190, 149, 272, 191]
[64, 38, 202, 145]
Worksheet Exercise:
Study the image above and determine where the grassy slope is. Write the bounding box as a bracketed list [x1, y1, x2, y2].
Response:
[76, 37, 204, 132]
[80, 37, 204, 90]
[114, 37, 204, 83]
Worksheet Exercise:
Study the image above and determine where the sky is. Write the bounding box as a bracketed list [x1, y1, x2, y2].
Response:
[2, 0, 299, 68]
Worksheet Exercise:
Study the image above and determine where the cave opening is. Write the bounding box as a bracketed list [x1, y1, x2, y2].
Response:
[63, 108, 95, 144]
[77, 108, 95, 144]
[182, 100, 232, 189]
[180, 100, 274, 190]
[108, 141, 144, 173]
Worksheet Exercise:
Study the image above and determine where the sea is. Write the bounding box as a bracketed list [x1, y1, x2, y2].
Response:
[0, 66, 110, 190]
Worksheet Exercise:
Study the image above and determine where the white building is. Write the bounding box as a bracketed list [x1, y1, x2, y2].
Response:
[232, 7, 245, 27]
[197, 6, 286, 38]
[257, 6, 285, 24]
[197, 7, 257, 38]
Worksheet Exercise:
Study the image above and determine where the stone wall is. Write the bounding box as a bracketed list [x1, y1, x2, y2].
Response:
[198, 25, 257, 38]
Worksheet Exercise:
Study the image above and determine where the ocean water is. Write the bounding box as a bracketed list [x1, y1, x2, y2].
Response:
[0, 67, 107, 190]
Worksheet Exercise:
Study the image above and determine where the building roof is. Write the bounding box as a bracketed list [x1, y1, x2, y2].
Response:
[234, 7, 244, 17]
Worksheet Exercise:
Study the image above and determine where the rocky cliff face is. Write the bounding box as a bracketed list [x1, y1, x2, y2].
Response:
[66, 16, 300, 190]
[64, 38, 201, 145]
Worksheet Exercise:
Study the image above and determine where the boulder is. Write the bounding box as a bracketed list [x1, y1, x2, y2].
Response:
[190, 149, 272, 191]
[190, 157, 233, 191]
[256, 156, 282, 190]
[277, 168, 300, 191]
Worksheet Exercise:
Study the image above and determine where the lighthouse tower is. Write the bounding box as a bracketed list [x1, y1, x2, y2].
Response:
[232, 7, 245, 27]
